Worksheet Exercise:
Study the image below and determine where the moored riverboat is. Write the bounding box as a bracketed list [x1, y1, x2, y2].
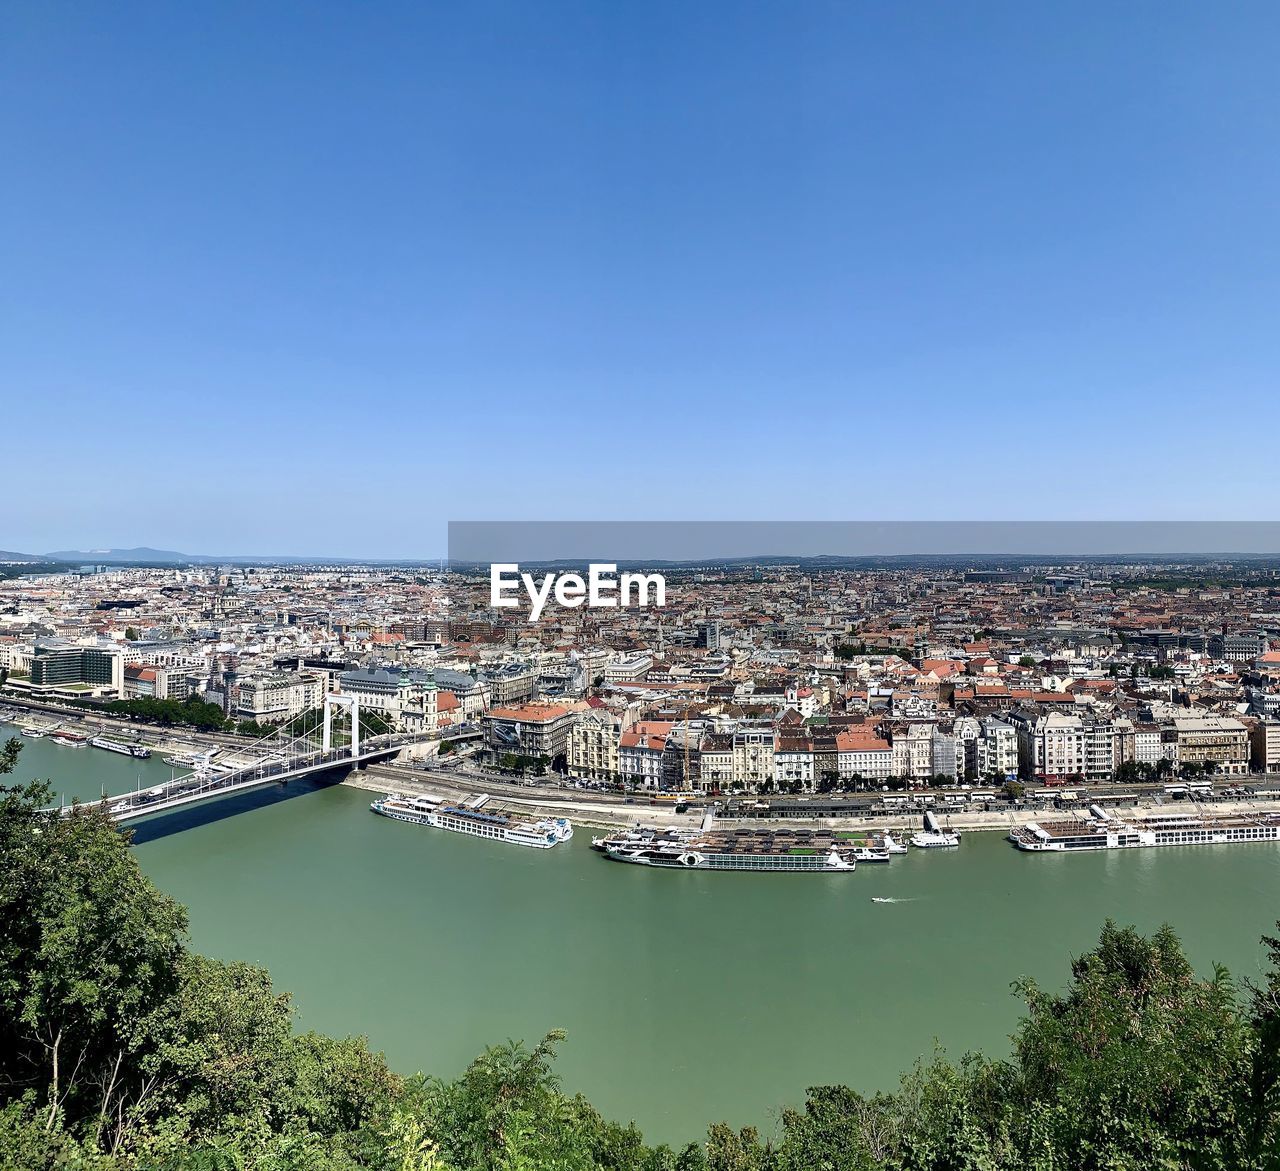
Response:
[89, 736, 152, 759]
[371, 792, 572, 849]
[596, 823, 859, 872]
[1010, 805, 1280, 853]
[909, 811, 961, 849]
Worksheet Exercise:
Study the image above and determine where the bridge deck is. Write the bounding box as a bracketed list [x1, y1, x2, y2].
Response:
[53, 737, 405, 825]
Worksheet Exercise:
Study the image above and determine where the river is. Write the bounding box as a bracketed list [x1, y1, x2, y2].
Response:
[7, 722, 1280, 1144]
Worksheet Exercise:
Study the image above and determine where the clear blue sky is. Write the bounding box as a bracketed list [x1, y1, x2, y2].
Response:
[3, 2, 1277, 557]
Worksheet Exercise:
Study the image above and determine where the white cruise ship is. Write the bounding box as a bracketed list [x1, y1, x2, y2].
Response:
[370, 793, 572, 849]
[1009, 804, 1280, 853]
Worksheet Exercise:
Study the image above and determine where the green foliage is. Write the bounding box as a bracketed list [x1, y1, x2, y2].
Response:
[73, 696, 230, 733]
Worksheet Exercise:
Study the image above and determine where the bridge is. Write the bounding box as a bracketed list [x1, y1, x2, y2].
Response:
[57, 693, 419, 825]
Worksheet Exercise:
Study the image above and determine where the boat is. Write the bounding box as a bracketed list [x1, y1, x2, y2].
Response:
[882, 833, 908, 855]
[851, 846, 891, 863]
[909, 811, 960, 849]
[89, 736, 152, 759]
[48, 735, 85, 747]
[19, 726, 46, 738]
[370, 792, 572, 849]
[589, 824, 701, 853]
[594, 815, 858, 872]
[1010, 804, 1280, 853]
[164, 748, 220, 769]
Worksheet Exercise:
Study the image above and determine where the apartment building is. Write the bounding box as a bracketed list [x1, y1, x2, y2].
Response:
[618, 722, 672, 788]
[123, 664, 197, 701]
[235, 671, 323, 725]
[835, 729, 894, 781]
[1008, 710, 1130, 781]
[699, 733, 735, 791]
[1171, 716, 1249, 775]
[976, 717, 1019, 778]
[892, 722, 935, 779]
[732, 722, 776, 788]
[481, 663, 536, 707]
[1250, 719, 1280, 773]
[482, 703, 577, 762]
[774, 735, 815, 788]
[567, 708, 622, 781]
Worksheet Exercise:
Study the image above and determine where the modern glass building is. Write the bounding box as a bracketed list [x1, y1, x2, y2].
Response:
[30, 641, 121, 688]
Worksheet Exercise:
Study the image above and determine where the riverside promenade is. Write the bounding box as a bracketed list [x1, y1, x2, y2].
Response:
[345, 763, 1280, 836]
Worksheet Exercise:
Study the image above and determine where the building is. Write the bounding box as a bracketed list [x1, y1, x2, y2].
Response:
[774, 735, 815, 789]
[568, 708, 623, 781]
[481, 664, 536, 707]
[1132, 722, 1168, 768]
[123, 664, 196, 701]
[26, 639, 124, 697]
[603, 655, 653, 685]
[482, 703, 577, 763]
[1008, 710, 1129, 781]
[835, 729, 894, 782]
[699, 732, 735, 791]
[732, 722, 775, 788]
[339, 666, 438, 731]
[431, 668, 490, 719]
[1210, 632, 1267, 662]
[619, 722, 672, 788]
[235, 671, 323, 726]
[1171, 716, 1249, 775]
[1250, 719, 1280, 773]
[977, 717, 1019, 778]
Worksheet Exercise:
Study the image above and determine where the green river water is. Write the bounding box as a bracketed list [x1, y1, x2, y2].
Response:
[7, 723, 1280, 1144]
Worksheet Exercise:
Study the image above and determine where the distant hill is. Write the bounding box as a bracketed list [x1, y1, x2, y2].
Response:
[0, 550, 48, 563]
[44, 547, 196, 564]
[39, 547, 443, 566]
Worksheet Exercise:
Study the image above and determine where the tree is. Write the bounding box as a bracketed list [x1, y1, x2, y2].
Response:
[1008, 921, 1249, 1168]
[1115, 759, 1144, 785]
[1018, 655, 1037, 668]
[0, 759, 188, 1149]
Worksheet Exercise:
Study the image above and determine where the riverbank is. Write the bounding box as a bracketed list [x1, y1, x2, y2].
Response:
[346, 765, 702, 831]
[1, 695, 284, 766]
[346, 764, 1280, 835]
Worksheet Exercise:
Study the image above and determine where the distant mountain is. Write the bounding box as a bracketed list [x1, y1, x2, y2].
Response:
[40, 547, 444, 566]
[44, 547, 196, 564]
[0, 550, 49, 563]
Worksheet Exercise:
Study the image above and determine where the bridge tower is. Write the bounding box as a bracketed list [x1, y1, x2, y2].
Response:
[322, 693, 361, 756]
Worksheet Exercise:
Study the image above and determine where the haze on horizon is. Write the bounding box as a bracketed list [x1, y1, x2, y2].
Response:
[4, 2, 1279, 557]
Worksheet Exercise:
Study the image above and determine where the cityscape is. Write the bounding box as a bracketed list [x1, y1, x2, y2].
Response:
[6, 0, 1280, 1165]
[4, 556, 1279, 799]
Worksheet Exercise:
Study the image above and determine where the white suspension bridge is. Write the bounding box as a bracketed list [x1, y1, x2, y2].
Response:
[57, 694, 417, 825]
